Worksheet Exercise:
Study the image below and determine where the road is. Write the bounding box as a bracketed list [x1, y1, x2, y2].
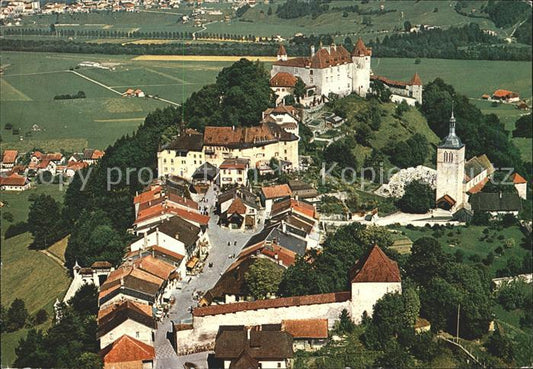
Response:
[154, 183, 260, 369]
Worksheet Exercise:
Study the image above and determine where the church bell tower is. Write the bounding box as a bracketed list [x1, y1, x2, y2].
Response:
[436, 111, 465, 210]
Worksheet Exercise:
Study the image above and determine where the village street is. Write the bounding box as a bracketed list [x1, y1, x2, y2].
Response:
[154, 184, 259, 369]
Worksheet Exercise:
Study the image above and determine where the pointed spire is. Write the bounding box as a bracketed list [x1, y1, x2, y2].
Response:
[409, 72, 422, 86]
[352, 37, 372, 57]
[276, 44, 287, 61]
[439, 105, 463, 149]
[449, 104, 456, 136]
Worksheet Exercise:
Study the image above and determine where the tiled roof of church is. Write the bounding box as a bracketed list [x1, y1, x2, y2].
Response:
[349, 245, 401, 283]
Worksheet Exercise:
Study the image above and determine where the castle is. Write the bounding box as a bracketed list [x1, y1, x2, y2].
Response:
[270, 38, 423, 105]
[271, 39, 372, 99]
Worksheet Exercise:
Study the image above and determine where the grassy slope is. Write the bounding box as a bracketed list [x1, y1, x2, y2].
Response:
[393, 225, 528, 277]
[0, 52, 224, 151]
[1, 186, 70, 366]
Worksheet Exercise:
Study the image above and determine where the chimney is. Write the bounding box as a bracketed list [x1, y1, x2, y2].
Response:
[246, 327, 251, 341]
[120, 277, 124, 286]
[310, 45, 315, 57]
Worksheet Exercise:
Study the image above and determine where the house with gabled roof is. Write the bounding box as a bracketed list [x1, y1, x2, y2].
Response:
[0, 173, 30, 191]
[281, 319, 329, 351]
[219, 196, 259, 231]
[260, 184, 292, 214]
[370, 72, 423, 105]
[1, 150, 18, 170]
[511, 173, 527, 199]
[97, 299, 157, 349]
[100, 334, 155, 369]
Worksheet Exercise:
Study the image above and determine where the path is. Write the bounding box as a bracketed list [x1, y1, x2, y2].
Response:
[39, 249, 67, 271]
[437, 334, 485, 368]
[69, 70, 123, 95]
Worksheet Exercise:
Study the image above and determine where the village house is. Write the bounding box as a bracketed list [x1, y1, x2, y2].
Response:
[216, 186, 258, 215]
[260, 184, 292, 214]
[158, 129, 204, 181]
[1, 150, 18, 170]
[268, 199, 320, 249]
[281, 319, 329, 352]
[63, 261, 114, 303]
[218, 196, 259, 231]
[261, 105, 301, 137]
[218, 158, 250, 187]
[173, 245, 401, 355]
[100, 334, 155, 369]
[0, 173, 30, 191]
[288, 180, 320, 203]
[370, 73, 423, 106]
[97, 300, 156, 349]
[469, 192, 522, 217]
[191, 162, 219, 188]
[214, 325, 294, 369]
[269, 71, 298, 105]
[511, 173, 528, 199]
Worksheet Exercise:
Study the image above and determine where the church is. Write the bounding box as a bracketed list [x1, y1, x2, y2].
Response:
[436, 112, 494, 211]
[270, 38, 372, 100]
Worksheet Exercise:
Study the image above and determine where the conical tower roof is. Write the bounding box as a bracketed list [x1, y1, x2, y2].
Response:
[277, 44, 287, 56]
[439, 110, 463, 149]
[410, 72, 422, 86]
[349, 245, 401, 283]
[352, 37, 372, 56]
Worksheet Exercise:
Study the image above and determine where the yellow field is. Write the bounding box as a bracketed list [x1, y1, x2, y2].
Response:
[132, 55, 278, 62]
[94, 117, 146, 122]
[127, 39, 178, 45]
[47, 236, 69, 263]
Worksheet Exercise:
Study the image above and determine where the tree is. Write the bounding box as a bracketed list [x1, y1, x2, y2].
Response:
[68, 284, 99, 317]
[73, 352, 103, 369]
[404, 20, 412, 32]
[0, 304, 7, 333]
[244, 258, 284, 299]
[336, 309, 355, 335]
[293, 77, 306, 103]
[485, 327, 514, 362]
[374, 340, 415, 369]
[4, 123, 13, 130]
[2, 211, 14, 222]
[397, 181, 435, 214]
[7, 298, 28, 332]
[34, 309, 49, 325]
[267, 6, 272, 15]
[395, 100, 410, 116]
[407, 237, 447, 286]
[323, 139, 358, 169]
[27, 194, 64, 249]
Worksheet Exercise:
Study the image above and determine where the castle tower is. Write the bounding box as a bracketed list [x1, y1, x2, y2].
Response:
[349, 245, 402, 323]
[276, 44, 288, 62]
[436, 111, 465, 210]
[351, 38, 372, 97]
[408, 73, 423, 105]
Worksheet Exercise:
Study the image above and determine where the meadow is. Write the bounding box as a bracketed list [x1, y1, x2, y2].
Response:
[0, 51, 225, 151]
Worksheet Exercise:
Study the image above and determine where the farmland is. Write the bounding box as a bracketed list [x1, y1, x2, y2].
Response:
[0, 51, 225, 150]
[10, 1, 508, 40]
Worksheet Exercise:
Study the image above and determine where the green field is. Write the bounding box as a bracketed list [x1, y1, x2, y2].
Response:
[0, 185, 70, 367]
[0, 51, 226, 150]
[392, 225, 529, 277]
[13, 0, 508, 39]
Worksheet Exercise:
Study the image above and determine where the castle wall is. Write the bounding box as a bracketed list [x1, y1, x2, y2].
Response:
[350, 282, 402, 323]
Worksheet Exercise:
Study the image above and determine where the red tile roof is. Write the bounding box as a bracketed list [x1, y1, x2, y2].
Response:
[97, 300, 152, 323]
[220, 158, 249, 170]
[270, 72, 298, 88]
[410, 72, 422, 86]
[371, 75, 408, 87]
[350, 245, 401, 283]
[2, 150, 18, 164]
[133, 186, 163, 205]
[171, 207, 210, 226]
[261, 184, 292, 199]
[133, 255, 176, 280]
[511, 173, 527, 184]
[100, 335, 155, 364]
[91, 149, 105, 160]
[467, 178, 489, 194]
[193, 291, 351, 317]
[167, 193, 199, 210]
[67, 161, 88, 171]
[281, 319, 328, 339]
[277, 44, 287, 56]
[493, 89, 519, 98]
[0, 173, 27, 186]
[352, 37, 372, 57]
[227, 197, 247, 215]
[310, 45, 351, 69]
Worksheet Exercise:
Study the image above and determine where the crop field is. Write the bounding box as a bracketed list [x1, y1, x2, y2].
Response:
[13, 1, 506, 40]
[0, 51, 226, 151]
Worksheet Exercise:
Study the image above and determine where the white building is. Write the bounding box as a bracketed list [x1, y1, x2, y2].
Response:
[270, 38, 372, 99]
[218, 158, 249, 186]
[371, 73, 423, 106]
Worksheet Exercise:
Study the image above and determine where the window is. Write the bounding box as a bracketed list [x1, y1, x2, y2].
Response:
[310, 70, 313, 75]
[136, 331, 140, 338]
[170, 159, 174, 164]
[163, 159, 167, 163]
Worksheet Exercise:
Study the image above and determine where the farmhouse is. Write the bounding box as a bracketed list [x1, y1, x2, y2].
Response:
[0, 173, 30, 191]
[173, 245, 401, 355]
[1, 150, 18, 170]
[492, 89, 520, 103]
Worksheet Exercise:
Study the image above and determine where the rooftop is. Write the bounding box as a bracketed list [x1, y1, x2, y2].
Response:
[261, 184, 292, 199]
[281, 319, 328, 339]
[349, 245, 401, 283]
[100, 335, 155, 364]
